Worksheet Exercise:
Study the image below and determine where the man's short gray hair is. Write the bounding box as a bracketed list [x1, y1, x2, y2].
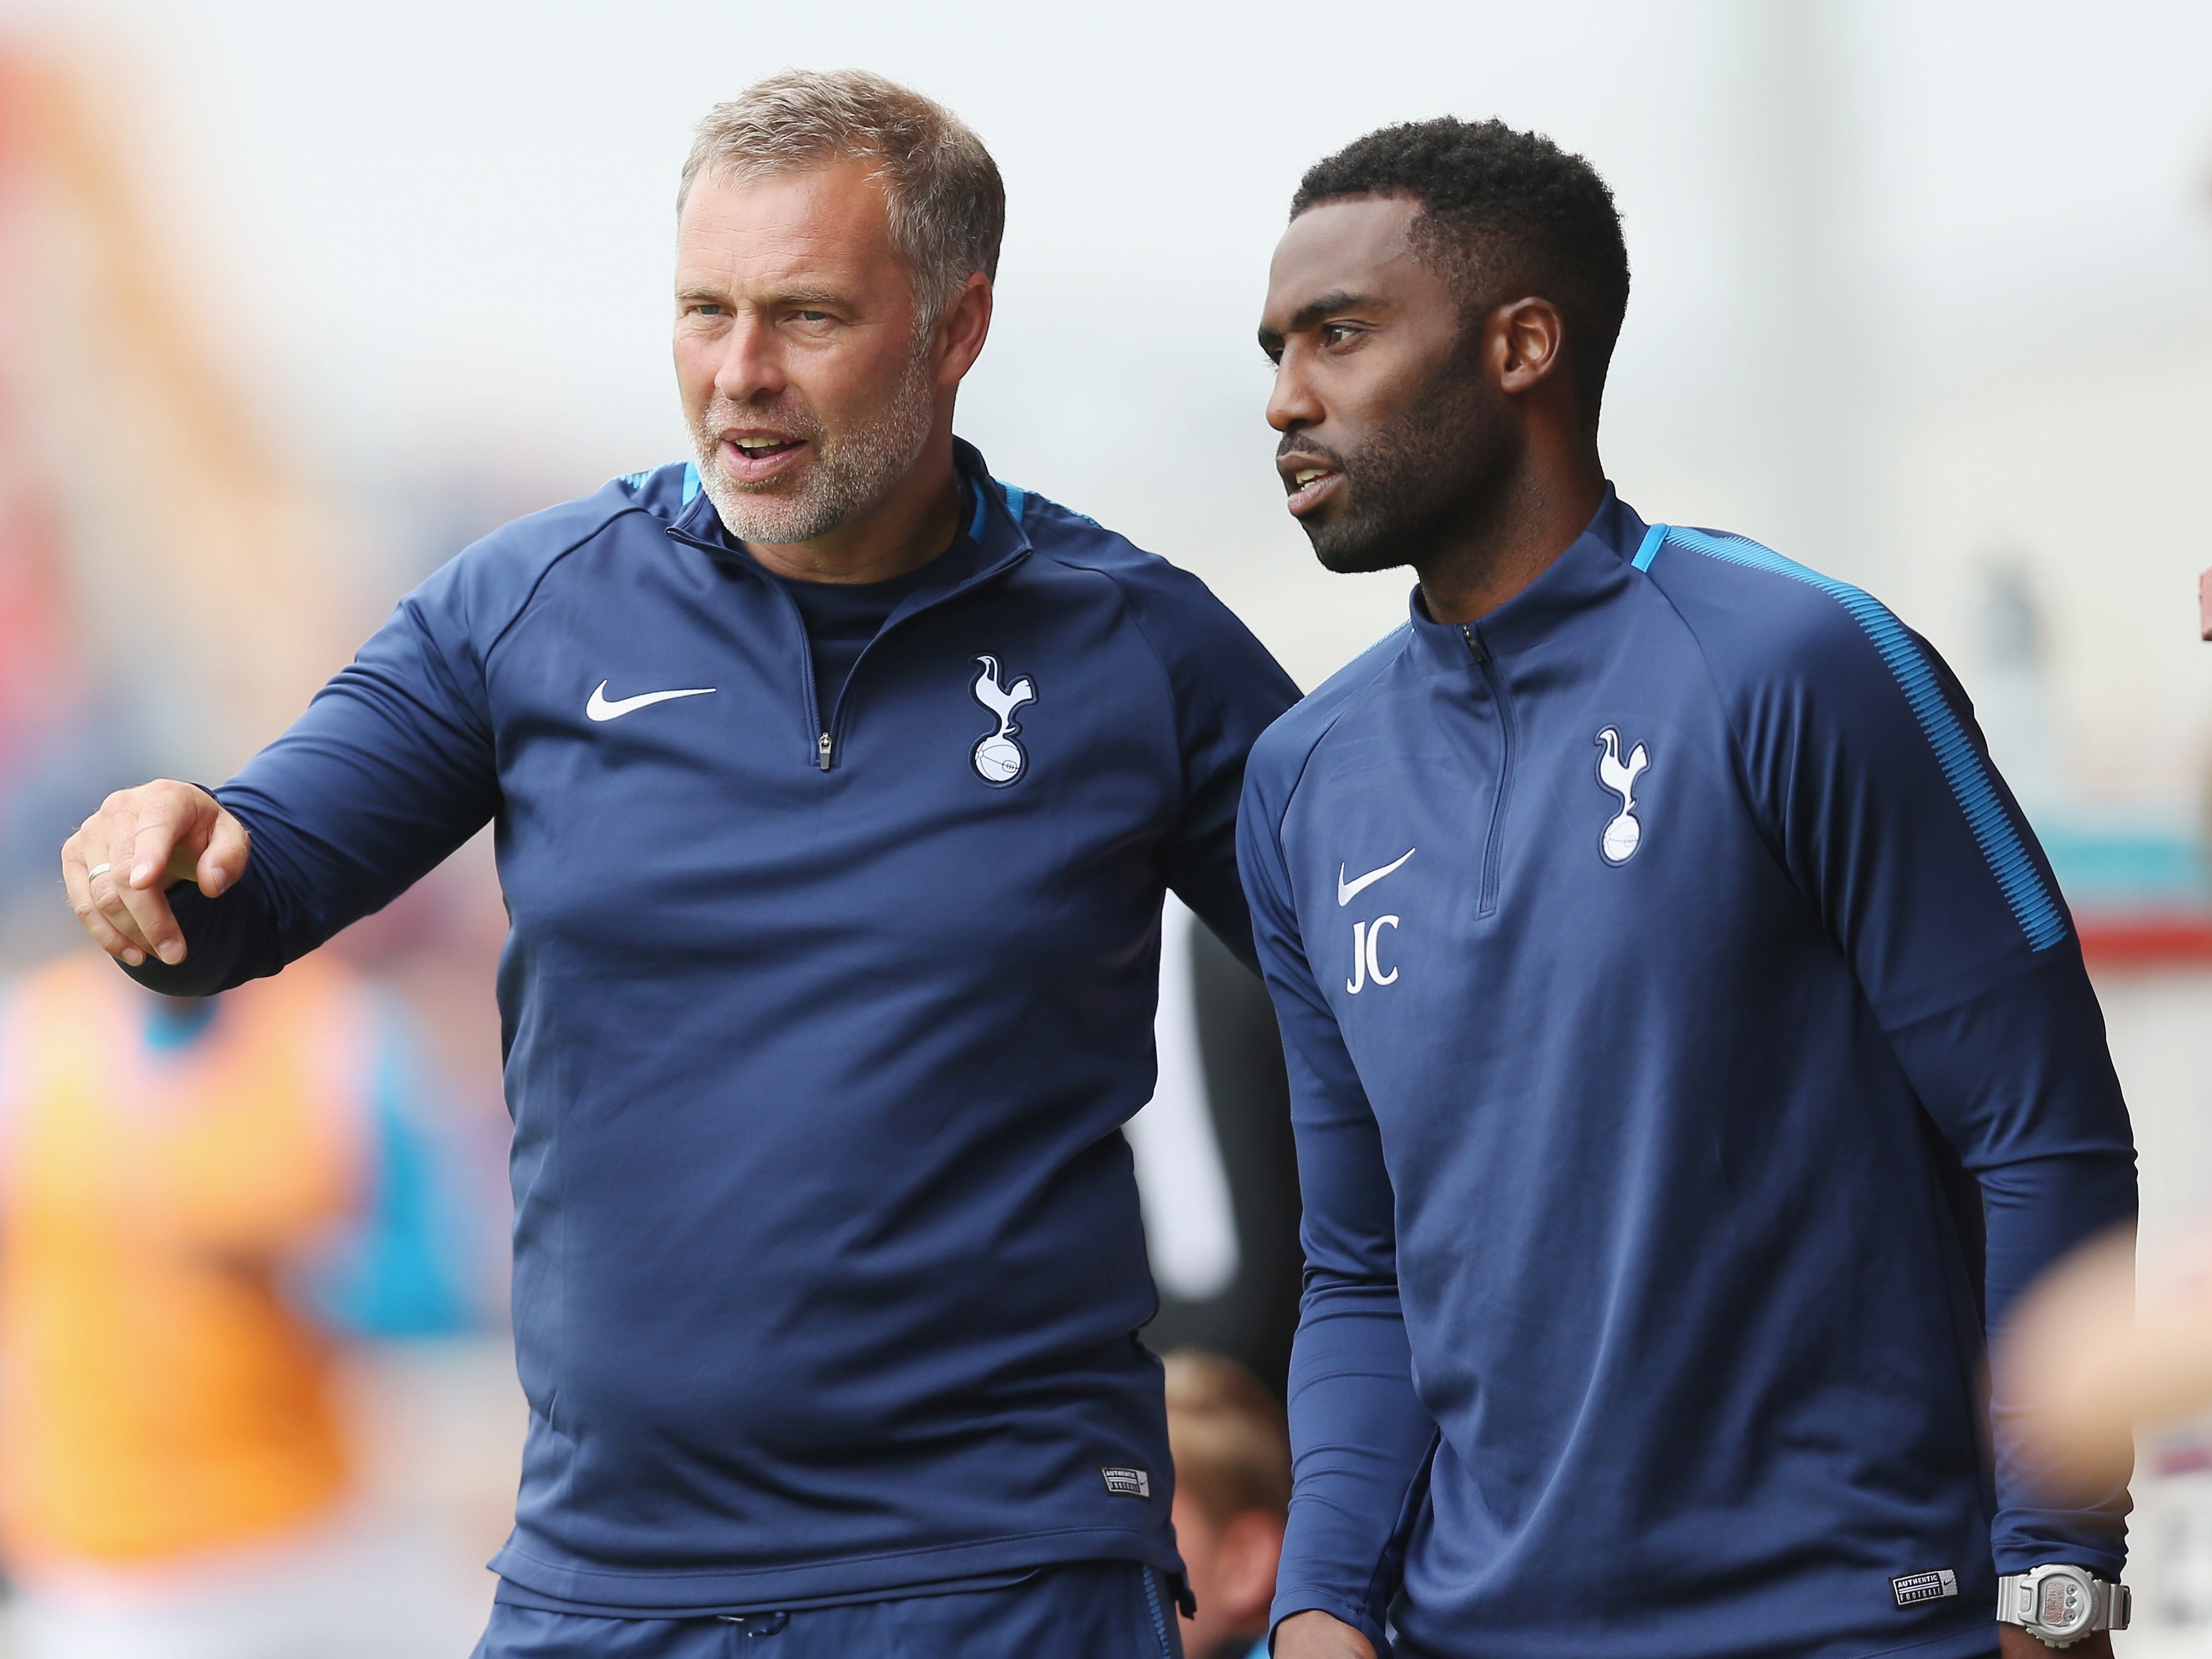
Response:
[680, 69, 1005, 322]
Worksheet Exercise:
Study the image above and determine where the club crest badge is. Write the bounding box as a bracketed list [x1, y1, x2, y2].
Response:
[970, 655, 1037, 787]
[1594, 727, 1650, 863]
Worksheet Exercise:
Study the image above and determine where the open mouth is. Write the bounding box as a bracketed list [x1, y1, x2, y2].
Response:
[1282, 459, 1343, 517]
[720, 433, 809, 484]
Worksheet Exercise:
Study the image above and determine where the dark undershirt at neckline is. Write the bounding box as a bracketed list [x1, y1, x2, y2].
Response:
[768, 533, 979, 720]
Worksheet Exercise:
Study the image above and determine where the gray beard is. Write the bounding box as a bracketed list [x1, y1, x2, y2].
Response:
[689, 350, 936, 546]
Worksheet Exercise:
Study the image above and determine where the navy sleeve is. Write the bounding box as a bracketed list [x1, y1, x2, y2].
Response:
[125, 554, 502, 998]
[1111, 562, 1300, 971]
[1720, 576, 2137, 1574]
[1239, 732, 1437, 1653]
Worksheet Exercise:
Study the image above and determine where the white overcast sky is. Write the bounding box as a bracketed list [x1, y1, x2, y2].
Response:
[10, 0, 2212, 685]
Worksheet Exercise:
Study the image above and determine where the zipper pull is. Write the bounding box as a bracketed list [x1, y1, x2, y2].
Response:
[1461, 623, 1484, 663]
[817, 731, 833, 772]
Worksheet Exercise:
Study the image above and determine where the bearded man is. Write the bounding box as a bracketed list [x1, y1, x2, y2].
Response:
[1239, 118, 2137, 1659]
[60, 70, 1296, 1658]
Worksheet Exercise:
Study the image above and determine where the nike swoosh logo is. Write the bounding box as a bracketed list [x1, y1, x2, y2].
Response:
[586, 681, 716, 722]
[1338, 848, 1415, 906]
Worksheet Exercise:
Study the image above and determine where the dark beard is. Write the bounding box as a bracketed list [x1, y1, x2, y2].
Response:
[1297, 349, 1515, 576]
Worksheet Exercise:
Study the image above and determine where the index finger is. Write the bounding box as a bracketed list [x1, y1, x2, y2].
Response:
[125, 801, 188, 890]
[108, 814, 187, 965]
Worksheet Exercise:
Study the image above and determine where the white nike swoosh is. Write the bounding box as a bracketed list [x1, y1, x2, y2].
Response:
[585, 681, 716, 722]
[1338, 848, 1415, 906]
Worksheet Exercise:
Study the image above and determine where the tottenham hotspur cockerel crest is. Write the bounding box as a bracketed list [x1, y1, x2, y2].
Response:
[1594, 726, 1649, 863]
[970, 655, 1037, 787]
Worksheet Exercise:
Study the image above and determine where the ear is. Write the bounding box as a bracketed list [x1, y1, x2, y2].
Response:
[932, 271, 994, 388]
[1214, 1509, 1289, 1628]
[1487, 296, 1568, 399]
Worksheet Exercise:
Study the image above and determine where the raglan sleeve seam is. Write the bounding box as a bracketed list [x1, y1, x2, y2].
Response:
[1084, 555, 1304, 973]
[419, 507, 653, 770]
[1625, 574, 1795, 883]
[1257, 647, 1417, 965]
[1635, 567, 2044, 1022]
[1273, 638, 1405, 826]
[1263, 713, 1364, 955]
[479, 507, 648, 674]
[1080, 561, 1207, 821]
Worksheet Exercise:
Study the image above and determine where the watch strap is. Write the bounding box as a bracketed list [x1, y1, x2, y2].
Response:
[1996, 1567, 2131, 1644]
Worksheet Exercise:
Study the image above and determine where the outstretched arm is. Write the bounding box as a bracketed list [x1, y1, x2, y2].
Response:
[58, 564, 502, 994]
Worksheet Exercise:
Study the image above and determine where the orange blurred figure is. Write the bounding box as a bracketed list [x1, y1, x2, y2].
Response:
[0, 952, 477, 1658]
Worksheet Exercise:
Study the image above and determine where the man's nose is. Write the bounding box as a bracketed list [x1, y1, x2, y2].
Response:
[713, 316, 786, 405]
[1265, 348, 1322, 434]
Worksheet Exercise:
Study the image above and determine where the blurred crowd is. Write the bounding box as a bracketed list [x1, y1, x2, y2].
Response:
[0, 936, 1300, 1659]
[0, 955, 489, 1657]
[0, 44, 492, 1656]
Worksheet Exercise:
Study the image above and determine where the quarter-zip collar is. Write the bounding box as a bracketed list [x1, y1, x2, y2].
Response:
[1404, 484, 1650, 675]
[666, 436, 1035, 603]
[664, 438, 1037, 774]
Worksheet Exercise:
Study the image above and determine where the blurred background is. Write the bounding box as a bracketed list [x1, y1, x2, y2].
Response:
[0, 0, 2206, 1650]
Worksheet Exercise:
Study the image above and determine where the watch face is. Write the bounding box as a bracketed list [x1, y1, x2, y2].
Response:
[2036, 1570, 2091, 1637]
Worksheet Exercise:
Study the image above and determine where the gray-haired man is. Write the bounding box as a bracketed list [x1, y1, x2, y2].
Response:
[60, 69, 1298, 1657]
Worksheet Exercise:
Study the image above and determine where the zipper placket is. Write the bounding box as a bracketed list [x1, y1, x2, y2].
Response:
[811, 575, 1007, 773]
[664, 529, 835, 771]
[1462, 622, 1518, 917]
[665, 523, 1028, 777]
[764, 574, 834, 771]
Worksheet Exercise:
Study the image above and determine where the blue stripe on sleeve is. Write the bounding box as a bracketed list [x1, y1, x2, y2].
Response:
[1650, 526, 2069, 953]
[1631, 523, 1669, 571]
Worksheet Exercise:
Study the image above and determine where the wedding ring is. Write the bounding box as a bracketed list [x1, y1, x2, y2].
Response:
[87, 863, 112, 878]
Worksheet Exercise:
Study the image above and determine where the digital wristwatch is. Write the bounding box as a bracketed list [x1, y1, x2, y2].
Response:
[1995, 1564, 2130, 1648]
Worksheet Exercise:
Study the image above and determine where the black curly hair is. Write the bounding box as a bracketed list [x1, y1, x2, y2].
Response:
[1291, 117, 1629, 422]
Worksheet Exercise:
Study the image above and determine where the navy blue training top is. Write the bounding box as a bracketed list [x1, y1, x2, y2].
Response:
[773, 531, 977, 714]
[1237, 491, 2135, 1659]
[127, 441, 1301, 1612]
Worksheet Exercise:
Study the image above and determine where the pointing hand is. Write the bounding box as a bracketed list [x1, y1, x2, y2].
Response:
[60, 781, 251, 967]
